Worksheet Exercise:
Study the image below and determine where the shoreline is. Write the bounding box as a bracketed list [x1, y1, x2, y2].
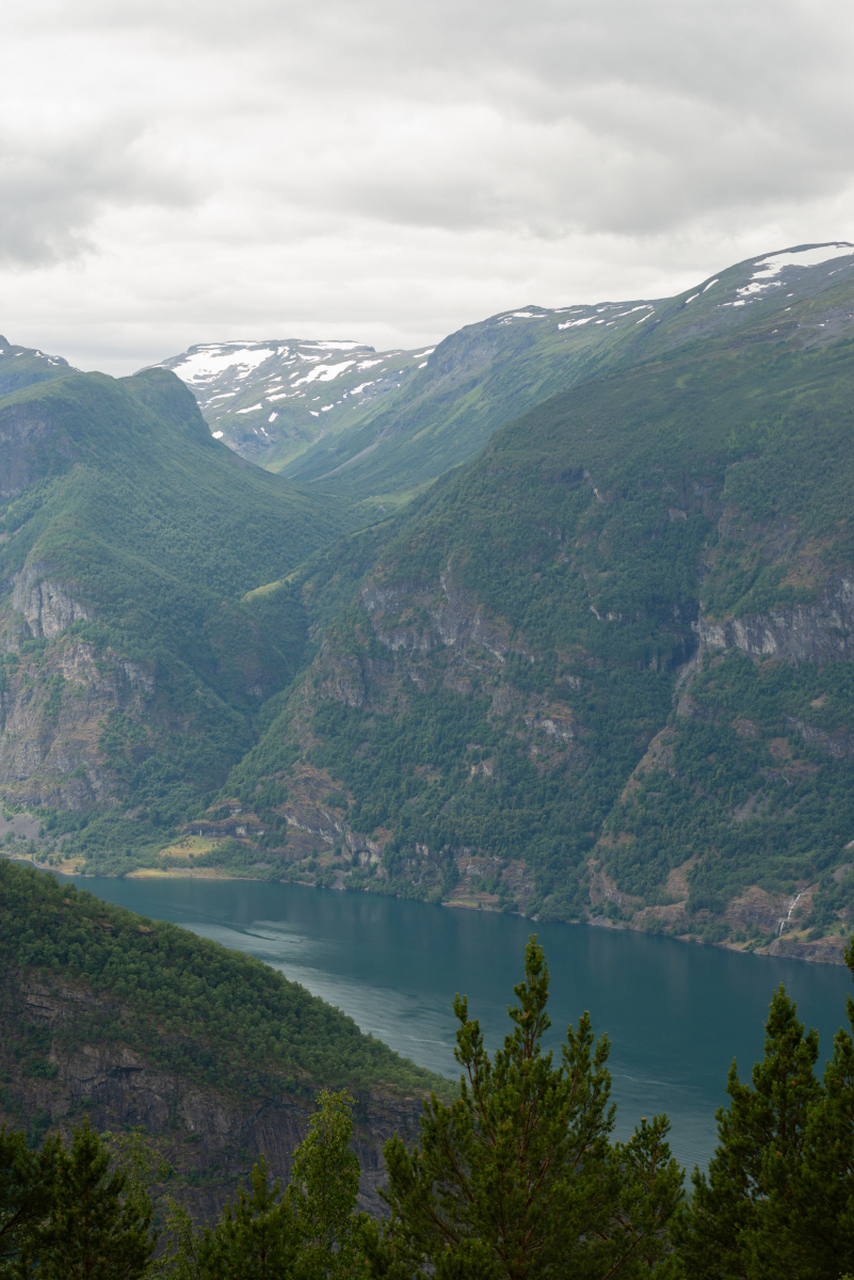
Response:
[10, 852, 845, 967]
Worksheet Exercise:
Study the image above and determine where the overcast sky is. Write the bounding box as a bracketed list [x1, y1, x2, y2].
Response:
[2, 0, 854, 373]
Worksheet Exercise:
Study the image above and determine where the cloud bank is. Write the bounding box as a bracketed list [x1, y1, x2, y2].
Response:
[2, 0, 854, 371]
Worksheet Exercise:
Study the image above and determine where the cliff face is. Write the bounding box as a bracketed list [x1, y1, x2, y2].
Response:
[229, 272, 854, 959]
[0, 366, 353, 864]
[696, 575, 854, 664]
[0, 401, 77, 501]
[0, 965, 422, 1219]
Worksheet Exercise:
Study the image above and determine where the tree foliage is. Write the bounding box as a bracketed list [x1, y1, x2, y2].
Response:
[375, 937, 684, 1279]
[675, 945, 854, 1279]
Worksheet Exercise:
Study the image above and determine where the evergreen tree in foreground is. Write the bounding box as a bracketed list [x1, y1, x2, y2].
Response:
[674, 946, 854, 1279]
[0, 1127, 57, 1274]
[170, 1089, 367, 1279]
[369, 936, 684, 1279]
[26, 1120, 155, 1280]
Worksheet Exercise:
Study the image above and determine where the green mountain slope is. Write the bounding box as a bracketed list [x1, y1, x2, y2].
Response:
[218, 247, 854, 962]
[279, 241, 854, 506]
[0, 335, 76, 401]
[0, 857, 438, 1210]
[0, 367, 355, 865]
[158, 244, 854, 519]
[152, 338, 436, 476]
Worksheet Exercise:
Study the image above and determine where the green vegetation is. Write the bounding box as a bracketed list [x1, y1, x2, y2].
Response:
[230, 324, 854, 934]
[0, 338, 73, 399]
[375, 938, 683, 1278]
[4, 264, 854, 942]
[673, 976, 854, 1278]
[170, 1091, 368, 1279]
[0, 860, 442, 1097]
[0, 368, 359, 864]
[0, 1121, 156, 1280]
[6, 934, 854, 1277]
[605, 650, 854, 917]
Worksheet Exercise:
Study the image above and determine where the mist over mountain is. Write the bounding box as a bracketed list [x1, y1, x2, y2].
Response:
[3, 241, 854, 960]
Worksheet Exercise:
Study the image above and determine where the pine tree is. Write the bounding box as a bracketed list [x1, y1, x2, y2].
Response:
[0, 1126, 57, 1273]
[194, 1154, 297, 1280]
[31, 1120, 155, 1280]
[286, 1089, 367, 1279]
[180, 1090, 366, 1280]
[673, 985, 829, 1280]
[783, 939, 854, 1278]
[374, 937, 684, 1280]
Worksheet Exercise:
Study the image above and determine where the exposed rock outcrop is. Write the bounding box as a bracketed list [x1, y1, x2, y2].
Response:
[0, 402, 78, 501]
[1, 968, 424, 1220]
[0, 639, 155, 809]
[10, 564, 91, 638]
[696, 575, 854, 664]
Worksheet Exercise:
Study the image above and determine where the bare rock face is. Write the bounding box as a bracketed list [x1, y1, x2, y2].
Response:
[0, 402, 78, 502]
[765, 934, 847, 964]
[10, 564, 91, 638]
[361, 572, 510, 661]
[0, 639, 155, 809]
[2, 969, 424, 1220]
[0, 557, 157, 810]
[696, 575, 854, 664]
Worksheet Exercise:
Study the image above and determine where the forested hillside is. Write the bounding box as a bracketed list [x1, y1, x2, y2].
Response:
[0, 365, 354, 868]
[209, 245, 854, 962]
[4, 244, 854, 963]
[0, 859, 438, 1212]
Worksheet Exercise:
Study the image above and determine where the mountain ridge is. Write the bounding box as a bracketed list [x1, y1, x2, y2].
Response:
[3, 241, 854, 962]
[199, 244, 854, 963]
[155, 241, 854, 511]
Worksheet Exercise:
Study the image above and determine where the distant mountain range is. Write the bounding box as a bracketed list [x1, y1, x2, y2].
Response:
[3, 241, 854, 962]
[154, 241, 854, 509]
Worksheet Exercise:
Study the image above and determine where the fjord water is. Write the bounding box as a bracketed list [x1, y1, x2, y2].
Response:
[71, 876, 851, 1172]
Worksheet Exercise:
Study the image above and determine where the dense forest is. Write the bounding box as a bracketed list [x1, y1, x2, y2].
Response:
[0, 859, 439, 1100]
[215, 301, 854, 958]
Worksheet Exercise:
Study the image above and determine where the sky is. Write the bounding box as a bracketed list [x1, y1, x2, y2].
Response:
[2, 0, 854, 374]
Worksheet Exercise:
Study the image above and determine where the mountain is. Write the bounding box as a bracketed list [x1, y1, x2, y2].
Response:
[158, 242, 854, 514]
[0, 364, 355, 868]
[5, 241, 854, 964]
[150, 338, 436, 485]
[0, 858, 438, 1216]
[0, 335, 77, 398]
[207, 243, 854, 964]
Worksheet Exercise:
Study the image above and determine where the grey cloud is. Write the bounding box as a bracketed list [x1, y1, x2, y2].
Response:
[2, 0, 854, 372]
[7, 0, 854, 249]
[0, 117, 198, 266]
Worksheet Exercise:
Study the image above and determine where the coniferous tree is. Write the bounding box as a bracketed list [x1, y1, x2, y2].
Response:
[373, 937, 684, 1280]
[193, 1155, 297, 1280]
[173, 1090, 366, 1279]
[29, 1120, 154, 1280]
[673, 984, 839, 1280]
[286, 1089, 368, 1279]
[779, 939, 854, 1278]
[0, 1127, 57, 1275]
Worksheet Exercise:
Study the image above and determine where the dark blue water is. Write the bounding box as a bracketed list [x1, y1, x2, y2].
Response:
[67, 875, 852, 1172]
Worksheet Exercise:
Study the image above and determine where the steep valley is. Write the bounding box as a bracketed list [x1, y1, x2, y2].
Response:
[2, 242, 854, 964]
[208, 244, 854, 964]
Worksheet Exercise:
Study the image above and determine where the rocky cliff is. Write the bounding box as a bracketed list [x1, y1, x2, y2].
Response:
[0, 966, 419, 1218]
[223, 251, 854, 961]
